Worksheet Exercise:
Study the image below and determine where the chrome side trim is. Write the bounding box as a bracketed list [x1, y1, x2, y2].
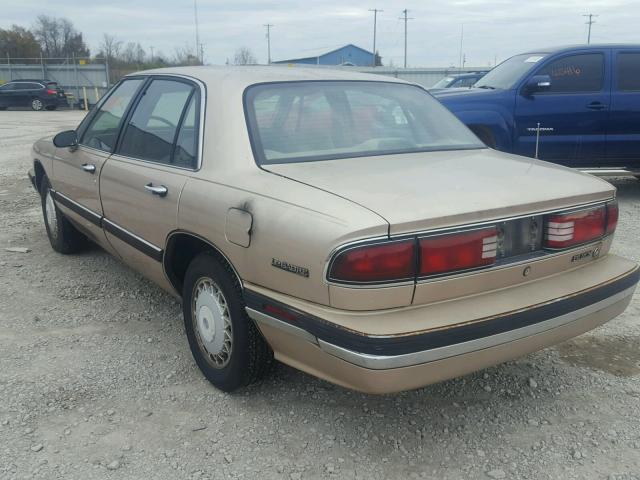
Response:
[246, 307, 319, 345]
[316, 285, 636, 370]
[580, 168, 640, 177]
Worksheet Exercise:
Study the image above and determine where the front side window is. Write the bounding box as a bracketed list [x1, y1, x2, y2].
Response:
[118, 79, 195, 166]
[0, 83, 15, 91]
[245, 81, 483, 165]
[617, 52, 640, 91]
[536, 53, 604, 93]
[80, 78, 144, 152]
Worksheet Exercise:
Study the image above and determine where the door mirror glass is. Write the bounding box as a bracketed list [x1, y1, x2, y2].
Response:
[53, 130, 78, 148]
[524, 75, 552, 95]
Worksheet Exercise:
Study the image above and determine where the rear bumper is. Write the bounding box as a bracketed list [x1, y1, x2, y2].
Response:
[245, 256, 638, 393]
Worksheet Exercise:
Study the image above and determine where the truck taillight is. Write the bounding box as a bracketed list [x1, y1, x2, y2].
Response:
[329, 239, 415, 283]
[419, 227, 497, 276]
[544, 202, 616, 249]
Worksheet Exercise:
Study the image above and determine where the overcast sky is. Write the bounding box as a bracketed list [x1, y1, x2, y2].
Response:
[2, 0, 638, 67]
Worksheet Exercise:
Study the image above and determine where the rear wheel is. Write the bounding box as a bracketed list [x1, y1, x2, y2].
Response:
[45, 105, 57, 111]
[40, 176, 86, 253]
[182, 252, 274, 392]
[30, 98, 44, 111]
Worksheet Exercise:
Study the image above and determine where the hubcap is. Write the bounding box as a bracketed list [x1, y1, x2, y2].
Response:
[32, 99, 42, 110]
[45, 190, 58, 240]
[192, 277, 233, 369]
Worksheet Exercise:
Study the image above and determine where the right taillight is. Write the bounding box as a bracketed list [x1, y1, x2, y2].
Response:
[544, 201, 616, 249]
[328, 239, 416, 283]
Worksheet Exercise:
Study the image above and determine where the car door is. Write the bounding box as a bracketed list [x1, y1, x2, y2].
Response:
[0, 83, 16, 107]
[99, 77, 201, 292]
[513, 51, 610, 166]
[51, 78, 144, 244]
[607, 49, 640, 170]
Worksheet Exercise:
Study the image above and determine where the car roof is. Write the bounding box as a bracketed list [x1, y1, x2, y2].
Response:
[522, 44, 640, 55]
[130, 65, 410, 89]
[7, 79, 49, 83]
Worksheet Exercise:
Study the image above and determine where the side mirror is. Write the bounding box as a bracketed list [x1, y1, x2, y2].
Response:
[523, 75, 552, 95]
[53, 130, 78, 149]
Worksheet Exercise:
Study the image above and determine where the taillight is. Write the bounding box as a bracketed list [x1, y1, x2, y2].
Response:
[419, 227, 497, 276]
[544, 205, 606, 249]
[329, 239, 415, 283]
[46, 89, 57, 95]
[606, 201, 618, 235]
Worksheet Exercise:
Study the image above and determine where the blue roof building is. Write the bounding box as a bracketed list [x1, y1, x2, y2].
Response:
[273, 44, 378, 67]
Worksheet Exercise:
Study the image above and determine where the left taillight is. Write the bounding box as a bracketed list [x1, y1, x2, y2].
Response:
[329, 239, 416, 283]
[544, 201, 617, 249]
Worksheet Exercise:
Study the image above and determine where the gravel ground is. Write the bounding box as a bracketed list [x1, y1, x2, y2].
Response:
[1, 109, 640, 480]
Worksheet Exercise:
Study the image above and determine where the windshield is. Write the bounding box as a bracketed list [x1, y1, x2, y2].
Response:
[432, 77, 455, 89]
[245, 81, 484, 165]
[475, 53, 547, 90]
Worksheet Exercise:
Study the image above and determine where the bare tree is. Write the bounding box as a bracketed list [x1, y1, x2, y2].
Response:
[99, 33, 122, 63]
[233, 47, 257, 65]
[32, 15, 89, 58]
[173, 45, 200, 66]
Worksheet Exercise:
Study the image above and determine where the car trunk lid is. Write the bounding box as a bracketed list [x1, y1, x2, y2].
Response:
[264, 148, 615, 236]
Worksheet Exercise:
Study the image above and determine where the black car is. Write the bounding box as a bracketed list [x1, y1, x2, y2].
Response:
[428, 72, 489, 92]
[0, 79, 66, 111]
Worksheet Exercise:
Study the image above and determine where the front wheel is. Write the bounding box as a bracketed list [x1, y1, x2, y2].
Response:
[31, 98, 44, 111]
[40, 176, 86, 253]
[182, 253, 274, 392]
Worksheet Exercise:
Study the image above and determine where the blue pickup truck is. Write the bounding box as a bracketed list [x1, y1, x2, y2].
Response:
[434, 45, 640, 176]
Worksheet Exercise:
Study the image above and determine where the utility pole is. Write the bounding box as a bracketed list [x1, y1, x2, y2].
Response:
[149, 46, 154, 62]
[399, 9, 413, 68]
[369, 9, 383, 67]
[583, 14, 598, 44]
[264, 24, 274, 64]
[194, 0, 201, 63]
[199, 43, 205, 65]
[458, 24, 464, 69]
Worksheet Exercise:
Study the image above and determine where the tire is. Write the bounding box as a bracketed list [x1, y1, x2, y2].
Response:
[45, 105, 57, 111]
[182, 252, 274, 392]
[31, 98, 44, 111]
[40, 176, 86, 254]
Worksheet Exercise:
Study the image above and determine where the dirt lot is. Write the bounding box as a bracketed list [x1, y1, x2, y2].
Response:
[1, 109, 640, 480]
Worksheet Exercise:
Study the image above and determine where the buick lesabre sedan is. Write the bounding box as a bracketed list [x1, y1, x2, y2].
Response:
[28, 67, 639, 394]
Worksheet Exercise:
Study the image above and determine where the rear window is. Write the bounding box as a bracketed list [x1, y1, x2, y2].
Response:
[245, 81, 483, 165]
[617, 52, 640, 91]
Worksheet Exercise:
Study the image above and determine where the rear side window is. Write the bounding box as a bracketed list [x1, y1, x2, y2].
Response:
[173, 94, 199, 168]
[536, 53, 604, 93]
[80, 79, 144, 152]
[16, 83, 42, 90]
[617, 52, 640, 91]
[118, 79, 195, 166]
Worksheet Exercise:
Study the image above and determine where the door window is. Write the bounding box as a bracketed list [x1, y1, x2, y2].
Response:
[535, 53, 604, 93]
[80, 78, 144, 152]
[0, 83, 16, 91]
[118, 79, 195, 166]
[617, 52, 640, 91]
[173, 94, 199, 168]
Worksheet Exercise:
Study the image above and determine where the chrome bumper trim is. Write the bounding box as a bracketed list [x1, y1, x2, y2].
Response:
[248, 285, 636, 371]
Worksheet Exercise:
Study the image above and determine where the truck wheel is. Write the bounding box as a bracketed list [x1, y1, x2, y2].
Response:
[40, 176, 86, 254]
[182, 252, 274, 392]
[31, 98, 44, 111]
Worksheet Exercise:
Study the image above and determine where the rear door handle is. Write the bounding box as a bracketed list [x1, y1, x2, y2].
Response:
[586, 102, 607, 110]
[144, 183, 168, 197]
[81, 163, 96, 173]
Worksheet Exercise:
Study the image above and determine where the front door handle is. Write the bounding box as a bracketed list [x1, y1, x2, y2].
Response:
[144, 183, 168, 197]
[586, 101, 607, 110]
[81, 163, 96, 173]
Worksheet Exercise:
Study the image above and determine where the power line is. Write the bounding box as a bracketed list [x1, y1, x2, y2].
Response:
[368, 9, 383, 67]
[583, 13, 598, 44]
[264, 24, 274, 64]
[399, 9, 414, 68]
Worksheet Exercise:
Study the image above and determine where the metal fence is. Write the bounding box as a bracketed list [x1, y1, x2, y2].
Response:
[350, 66, 489, 88]
[0, 57, 110, 108]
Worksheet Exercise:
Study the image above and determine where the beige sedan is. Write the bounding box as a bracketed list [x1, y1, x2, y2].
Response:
[28, 67, 638, 394]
